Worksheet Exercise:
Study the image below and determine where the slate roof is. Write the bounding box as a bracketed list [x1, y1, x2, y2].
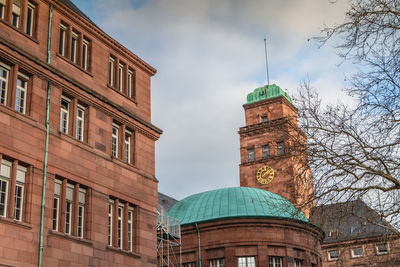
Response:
[58, 0, 96, 25]
[310, 199, 397, 244]
[158, 192, 178, 213]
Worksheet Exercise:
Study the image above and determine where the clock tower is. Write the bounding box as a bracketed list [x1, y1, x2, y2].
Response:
[238, 84, 314, 217]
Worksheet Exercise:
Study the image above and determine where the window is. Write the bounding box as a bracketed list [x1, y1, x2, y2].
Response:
[269, 257, 282, 267]
[52, 179, 61, 231]
[59, 24, 67, 56]
[210, 258, 225, 267]
[0, 63, 9, 105]
[52, 178, 88, 238]
[277, 142, 285, 156]
[108, 198, 135, 251]
[125, 130, 131, 163]
[182, 263, 196, 267]
[25, 2, 35, 36]
[71, 32, 78, 64]
[11, 0, 20, 27]
[0, 158, 27, 221]
[60, 96, 70, 134]
[351, 247, 363, 258]
[0, 0, 5, 19]
[65, 183, 74, 235]
[15, 73, 27, 114]
[112, 124, 119, 158]
[294, 259, 302, 267]
[328, 250, 339, 261]
[109, 57, 115, 86]
[376, 243, 388, 255]
[128, 207, 133, 251]
[127, 69, 135, 98]
[238, 256, 256, 267]
[262, 145, 270, 159]
[82, 39, 90, 70]
[248, 148, 255, 162]
[13, 165, 26, 221]
[108, 200, 113, 245]
[77, 188, 86, 238]
[262, 116, 268, 123]
[118, 63, 124, 92]
[76, 105, 85, 141]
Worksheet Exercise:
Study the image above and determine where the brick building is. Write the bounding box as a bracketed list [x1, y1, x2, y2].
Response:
[0, 0, 161, 266]
[165, 84, 323, 267]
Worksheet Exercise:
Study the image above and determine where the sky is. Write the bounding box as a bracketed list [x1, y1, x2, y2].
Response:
[70, 0, 355, 200]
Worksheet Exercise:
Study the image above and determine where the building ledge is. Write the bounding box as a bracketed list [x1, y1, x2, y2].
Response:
[106, 245, 141, 258]
[0, 216, 32, 230]
[49, 230, 93, 246]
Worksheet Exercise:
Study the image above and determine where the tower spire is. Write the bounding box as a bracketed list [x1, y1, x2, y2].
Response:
[264, 37, 270, 88]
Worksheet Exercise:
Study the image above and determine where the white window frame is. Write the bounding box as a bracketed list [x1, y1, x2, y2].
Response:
[26, 2, 35, 36]
[294, 259, 302, 267]
[52, 179, 62, 231]
[77, 188, 86, 238]
[13, 165, 26, 221]
[112, 124, 119, 158]
[76, 105, 85, 141]
[65, 183, 74, 235]
[127, 70, 133, 97]
[0, 62, 9, 105]
[59, 24, 67, 56]
[238, 256, 256, 267]
[328, 250, 339, 261]
[128, 207, 133, 251]
[11, 0, 20, 27]
[0, 177, 9, 217]
[125, 130, 131, 163]
[248, 148, 255, 162]
[210, 258, 225, 267]
[82, 39, 89, 70]
[60, 96, 70, 134]
[109, 57, 114, 86]
[351, 247, 363, 258]
[0, 0, 5, 19]
[71, 32, 78, 63]
[108, 199, 114, 246]
[118, 63, 124, 92]
[117, 204, 123, 248]
[15, 73, 28, 114]
[376, 243, 389, 255]
[269, 256, 282, 267]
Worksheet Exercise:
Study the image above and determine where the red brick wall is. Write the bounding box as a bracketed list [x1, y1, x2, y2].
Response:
[0, 0, 160, 266]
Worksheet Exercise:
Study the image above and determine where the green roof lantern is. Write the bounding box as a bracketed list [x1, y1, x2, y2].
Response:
[246, 84, 293, 105]
[168, 187, 307, 226]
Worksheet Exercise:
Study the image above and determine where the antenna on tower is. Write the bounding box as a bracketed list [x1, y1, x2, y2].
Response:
[264, 37, 270, 88]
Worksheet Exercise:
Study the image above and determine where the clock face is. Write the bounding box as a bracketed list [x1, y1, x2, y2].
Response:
[256, 166, 275, 185]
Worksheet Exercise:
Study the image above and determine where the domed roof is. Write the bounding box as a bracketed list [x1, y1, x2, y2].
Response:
[246, 84, 293, 105]
[168, 187, 307, 226]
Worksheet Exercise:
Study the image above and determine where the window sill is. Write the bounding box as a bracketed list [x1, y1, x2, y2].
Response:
[0, 104, 37, 124]
[111, 156, 138, 170]
[0, 216, 32, 230]
[0, 19, 39, 44]
[49, 230, 93, 246]
[106, 245, 141, 258]
[56, 53, 93, 77]
[107, 83, 137, 105]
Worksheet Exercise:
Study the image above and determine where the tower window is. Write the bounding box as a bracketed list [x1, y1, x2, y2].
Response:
[351, 247, 363, 258]
[277, 142, 285, 156]
[248, 148, 255, 162]
[262, 116, 268, 123]
[262, 145, 270, 159]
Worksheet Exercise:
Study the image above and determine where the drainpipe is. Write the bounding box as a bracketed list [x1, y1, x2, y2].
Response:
[195, 223, 202, 267]
[38, 4, 53, 267]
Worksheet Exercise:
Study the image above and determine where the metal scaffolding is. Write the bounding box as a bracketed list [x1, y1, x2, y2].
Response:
[157, 206, 182, 267]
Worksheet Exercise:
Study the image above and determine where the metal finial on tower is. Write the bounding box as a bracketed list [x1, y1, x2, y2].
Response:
[264, 37, 270, 88]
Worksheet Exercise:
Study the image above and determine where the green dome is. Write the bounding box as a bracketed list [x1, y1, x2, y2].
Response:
[246, 84, 293, 104]
[168, 187, 307, 226]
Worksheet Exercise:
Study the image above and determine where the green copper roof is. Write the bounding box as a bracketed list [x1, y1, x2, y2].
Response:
[246, 84, 293, 104]
[168, 187, 307, 226]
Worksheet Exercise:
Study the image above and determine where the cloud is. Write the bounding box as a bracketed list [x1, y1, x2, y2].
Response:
[72, 0, 352, 200]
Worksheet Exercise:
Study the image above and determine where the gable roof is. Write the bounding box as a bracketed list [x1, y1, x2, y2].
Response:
[310, 199, 397, 244]
[58, 0, 96, 25]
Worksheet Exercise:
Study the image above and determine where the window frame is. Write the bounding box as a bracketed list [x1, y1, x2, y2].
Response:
[277, 142, 285, 156]
[210, 258, 225, 267]
[13, 165, 26, 221]
[59, 24, 67, 56]
[0, 62, 9, 106]
[328, 250, 339, 261]
[125, 129, 131, 163]
[376, 243, 389, 255]
[117, 204, 123, 248]
[11, 0, 21, 28]
[112, 124, 119, 158]
[248, 148, 255, 162]
[128, 206, 133, 251]
[25, 2, 36, 36]
[238, 256, 256, 267]
[0, 0, 5, 19]
[71, 31, 78, 64]
[109, 57, 115, 87]
[64, 183, 74, 235]
[60, 96, 70, 134]
[76, 104, 85, 141]
[269, 256, 282, 267]
[77, 188, 86, 238]
[15, 72, 28, 114]
[82, 39, 90, 71]
[262, 145, 270, 159]
[108, 199, 114, 246]
[351, 246, 363, 258]
[52, 179, 61, 231]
